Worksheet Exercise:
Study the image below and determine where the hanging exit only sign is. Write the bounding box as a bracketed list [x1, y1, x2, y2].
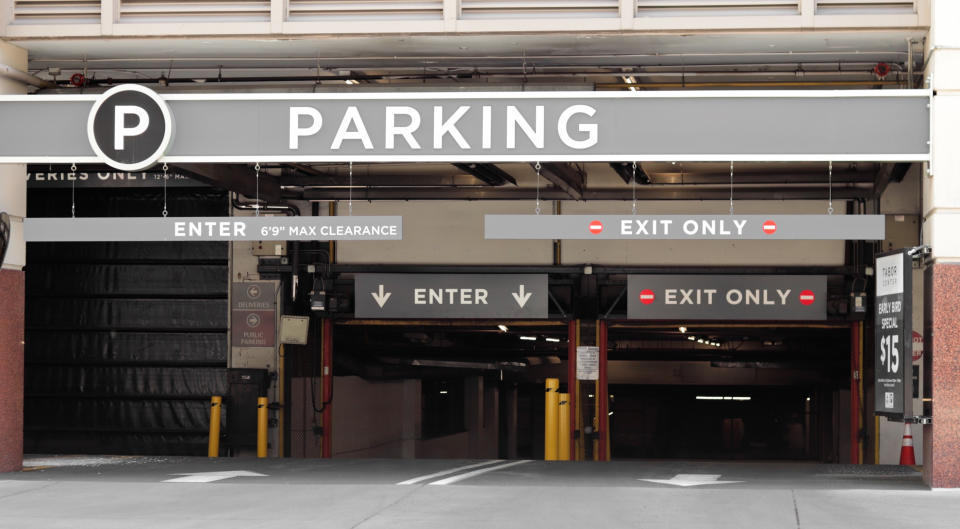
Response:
[627, 275, 827, 320]
[485, 215, 884, 240]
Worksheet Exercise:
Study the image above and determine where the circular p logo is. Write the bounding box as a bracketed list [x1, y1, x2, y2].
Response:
[87, 84, 172, 171]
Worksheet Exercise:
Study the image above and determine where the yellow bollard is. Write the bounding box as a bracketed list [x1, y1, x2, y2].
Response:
[208, 396, 222, 458]
[558, 393, 570, 461]
[544, 378, 559, 461]
[257, 397, 268, 458]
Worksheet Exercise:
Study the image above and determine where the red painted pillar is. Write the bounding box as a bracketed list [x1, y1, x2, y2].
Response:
[850, 322, 860, 464]
[0, 270, 24, 473]
[322, 318, 333, 459]
[598, 320, 609, 462]
[566, 320, 577, 461]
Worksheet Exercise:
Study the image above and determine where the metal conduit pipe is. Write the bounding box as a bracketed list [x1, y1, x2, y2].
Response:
[232, 192, 301, 216]
[597, 80, 905, 89]
[0, 63, 53, 88]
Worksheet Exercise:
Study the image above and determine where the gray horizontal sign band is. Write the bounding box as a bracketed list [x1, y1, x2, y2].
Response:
[627, 275, 827, 321]
[484, 215, 884, 240]
[0, 91, 930, 162]
[24, 216, 402, 241]
[354, 273, 548, 319]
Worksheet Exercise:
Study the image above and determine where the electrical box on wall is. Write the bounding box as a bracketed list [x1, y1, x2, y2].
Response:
[280, 315, 310, 345]
[254, 240, 287, 256]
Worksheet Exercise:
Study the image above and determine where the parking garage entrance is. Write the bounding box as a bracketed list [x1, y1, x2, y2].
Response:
[5, 85, 928, 469]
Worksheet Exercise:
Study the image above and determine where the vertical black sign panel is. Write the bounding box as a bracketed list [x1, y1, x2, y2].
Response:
[875, 250, 912, 419]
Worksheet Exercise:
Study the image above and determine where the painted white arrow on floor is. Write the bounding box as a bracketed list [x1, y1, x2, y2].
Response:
[371, 284, 392, 308]
[164, 471, 268, 483]
[512, 284, 532, 308]
[639, 474, 742, 487]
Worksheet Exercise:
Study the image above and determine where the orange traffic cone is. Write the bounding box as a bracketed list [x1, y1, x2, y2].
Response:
[899, 422, 916, 466]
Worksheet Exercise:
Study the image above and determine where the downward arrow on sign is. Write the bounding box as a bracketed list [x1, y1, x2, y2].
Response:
[639, 474, 742, 487]
[371, 284, 392, 308]
[512, 284, 532, 308]
[164, 471, 268, 483]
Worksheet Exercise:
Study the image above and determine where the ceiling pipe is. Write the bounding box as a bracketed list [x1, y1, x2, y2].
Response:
[597, 80, 904, 89]
[0, 63, 53, 88]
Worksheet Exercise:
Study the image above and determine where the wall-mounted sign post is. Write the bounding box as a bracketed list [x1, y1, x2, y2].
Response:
[875, 249, 912, 420]
[627, 275, 827, 320]
[232, 282, 276, 348]
[485, 215, 884, 240]
[24, 216, 402, 241]
[354, 273, 548, 319]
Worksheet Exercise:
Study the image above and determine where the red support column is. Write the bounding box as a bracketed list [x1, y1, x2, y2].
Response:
[567, 320, 577, 461]
[598, 320, 609, 462]
[850, 322, 861, 464]
[322, 318, 334, 459]
[0, 270, 24, 473]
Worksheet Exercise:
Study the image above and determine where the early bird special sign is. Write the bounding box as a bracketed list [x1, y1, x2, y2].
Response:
[875, 249, 913, 419]
[627, 275, 827, 320]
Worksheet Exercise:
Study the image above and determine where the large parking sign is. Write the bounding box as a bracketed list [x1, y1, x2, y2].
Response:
[875, 250, 912, 419]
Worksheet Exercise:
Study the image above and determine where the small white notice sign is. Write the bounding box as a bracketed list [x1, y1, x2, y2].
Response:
[577, 346, 599, 380]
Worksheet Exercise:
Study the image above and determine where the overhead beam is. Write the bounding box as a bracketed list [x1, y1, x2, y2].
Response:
[173, 163, 282, 203]
[872, 162, 912, 199]
[294, 186, 872, 201]
[651, 171, 875, 185]
[452, 163, 517, 186]
[536, 163, 585, 200]
[609, 162, 650, 185]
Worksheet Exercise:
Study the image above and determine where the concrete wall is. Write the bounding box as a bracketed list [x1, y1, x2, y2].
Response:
[291, 375, 504, 459]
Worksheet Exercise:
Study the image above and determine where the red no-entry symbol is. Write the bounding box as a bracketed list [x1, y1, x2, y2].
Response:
[588, 220, 604, 234]
[799, 290, 816, 306]
[639, 289, 656, 305]
[762, 220, 777, 235]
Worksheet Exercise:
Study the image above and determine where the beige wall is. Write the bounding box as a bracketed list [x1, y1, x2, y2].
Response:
[0, 40, 27, 271]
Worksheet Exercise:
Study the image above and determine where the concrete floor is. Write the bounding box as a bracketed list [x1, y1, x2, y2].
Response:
[0, 456, 957, 529]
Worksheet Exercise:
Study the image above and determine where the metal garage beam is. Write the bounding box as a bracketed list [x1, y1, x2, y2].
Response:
[173, 163, 282, 203]
[294, 186, 872, 201]
[452, 163, 517, 186]
[609, 162, 650, 185]
[872, 162, 912, 199]
[536, 163, 585, 200]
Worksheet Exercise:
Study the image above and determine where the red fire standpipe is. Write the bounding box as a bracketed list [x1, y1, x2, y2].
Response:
[322, 318, 334, 459]
[598, 321, 609, 462]
[850, 322, 860, 464]
[567, 320, 577, 461]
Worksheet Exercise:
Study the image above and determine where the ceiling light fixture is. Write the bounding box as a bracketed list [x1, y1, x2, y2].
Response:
[545, 337, 561, 343]
[679, 326, 688, 334]
[498, 324, 508, 332]
[520, 336, 537, 341]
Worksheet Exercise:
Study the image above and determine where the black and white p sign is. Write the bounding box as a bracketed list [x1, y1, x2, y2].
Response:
[87, 84, 173, 171]
[875, 249, 912, 419]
